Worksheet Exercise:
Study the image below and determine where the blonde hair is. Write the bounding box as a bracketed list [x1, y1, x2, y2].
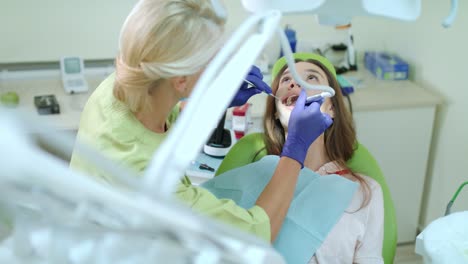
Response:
[114, 0, 225, 112]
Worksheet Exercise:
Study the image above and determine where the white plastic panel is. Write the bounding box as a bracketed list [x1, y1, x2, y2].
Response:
[241, 0, 422, 23]
[363, 0, 421, 21]
[241, 0, 325, 14]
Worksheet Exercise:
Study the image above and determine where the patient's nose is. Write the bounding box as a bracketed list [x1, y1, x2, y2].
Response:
[288, 83, 301, 90]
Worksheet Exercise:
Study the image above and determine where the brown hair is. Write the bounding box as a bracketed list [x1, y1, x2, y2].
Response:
[263, 59, 370, 208]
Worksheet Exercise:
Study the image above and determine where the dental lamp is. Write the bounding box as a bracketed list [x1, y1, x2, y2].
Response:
[241, 0, 422, 26]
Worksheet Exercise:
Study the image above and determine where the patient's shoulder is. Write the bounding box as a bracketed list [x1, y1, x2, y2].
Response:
[354, 175, 382, 201]
[347, 174, 383, 207]
[360, 175, 381, 190]
[357, 175, 384, 211]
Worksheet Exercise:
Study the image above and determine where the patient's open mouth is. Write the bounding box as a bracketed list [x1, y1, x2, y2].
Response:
[282, 95, 299, 107]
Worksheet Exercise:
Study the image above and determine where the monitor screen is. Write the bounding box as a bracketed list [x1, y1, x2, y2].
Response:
[64, 58, 82, 74]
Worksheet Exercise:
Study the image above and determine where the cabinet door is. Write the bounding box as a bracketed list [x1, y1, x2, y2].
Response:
[354, 107, 436, 243]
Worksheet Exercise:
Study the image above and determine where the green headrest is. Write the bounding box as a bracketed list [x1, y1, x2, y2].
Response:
[271, 52, 337, 80]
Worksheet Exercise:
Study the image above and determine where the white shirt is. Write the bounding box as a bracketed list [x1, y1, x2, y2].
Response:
[308, 163, 384, 264]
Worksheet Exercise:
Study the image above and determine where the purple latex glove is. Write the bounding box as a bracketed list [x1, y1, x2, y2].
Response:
[281, 90, 333, 168]
[229, 66, 272, 107]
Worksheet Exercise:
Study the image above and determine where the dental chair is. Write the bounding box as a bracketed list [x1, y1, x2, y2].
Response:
[215, 132, 397, 264]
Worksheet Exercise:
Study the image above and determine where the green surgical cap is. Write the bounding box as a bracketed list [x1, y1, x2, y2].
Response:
[271, 52, 337, 80]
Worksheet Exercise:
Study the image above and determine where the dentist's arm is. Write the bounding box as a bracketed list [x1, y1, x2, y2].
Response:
[256, 90, 333, 242]
[255, 156, 301, 242]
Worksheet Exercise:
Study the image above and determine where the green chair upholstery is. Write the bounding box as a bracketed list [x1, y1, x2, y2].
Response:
[346, 143, 398, 264]
[216, 133, 397, 264]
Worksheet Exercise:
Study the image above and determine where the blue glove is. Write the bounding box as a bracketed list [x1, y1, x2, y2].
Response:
[281, 90, 333, 168]
[229, 66, 272, 108]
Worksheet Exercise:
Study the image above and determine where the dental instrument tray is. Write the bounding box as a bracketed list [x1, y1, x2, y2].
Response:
[34, 94, 60, 115]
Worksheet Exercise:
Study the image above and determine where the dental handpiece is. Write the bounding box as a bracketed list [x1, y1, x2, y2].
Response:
[247, 78, 329, 104]
[244, 79, 281, 100]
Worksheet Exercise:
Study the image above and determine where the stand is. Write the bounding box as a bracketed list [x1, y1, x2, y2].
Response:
[203, 111, 233, 158]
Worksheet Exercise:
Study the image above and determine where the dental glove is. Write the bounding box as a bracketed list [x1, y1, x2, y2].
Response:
[281, 90, 333, 168]
[229, 65, 272, 107]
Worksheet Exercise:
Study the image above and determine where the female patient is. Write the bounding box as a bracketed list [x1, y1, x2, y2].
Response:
[264, 53, 384, 263]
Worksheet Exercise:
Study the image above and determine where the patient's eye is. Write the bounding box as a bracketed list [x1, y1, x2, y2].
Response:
[280, 76, 291, 83]
[307, 74, 319, 81]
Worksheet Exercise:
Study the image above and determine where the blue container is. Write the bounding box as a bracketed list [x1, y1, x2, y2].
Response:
[337, 75, 354, 95]
[365, 52, 409, 80]
[280, 25, 296, 57]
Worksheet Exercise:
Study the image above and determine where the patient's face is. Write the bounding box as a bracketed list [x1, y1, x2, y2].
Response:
[275, 62, 333, 130]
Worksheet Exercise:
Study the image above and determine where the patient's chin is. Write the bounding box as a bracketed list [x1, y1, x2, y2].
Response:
[276, 104, 291, 129]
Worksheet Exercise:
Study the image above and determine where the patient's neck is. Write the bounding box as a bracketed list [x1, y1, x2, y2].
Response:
[303, 134, 330, 172]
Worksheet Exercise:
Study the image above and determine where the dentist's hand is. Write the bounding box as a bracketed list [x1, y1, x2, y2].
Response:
[281, 90, 333, 168]
[229, 66, 272, 107]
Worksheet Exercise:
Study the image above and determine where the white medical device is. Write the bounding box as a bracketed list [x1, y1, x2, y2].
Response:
[60, 56, 89, 94]
[241, 0, 423, 25]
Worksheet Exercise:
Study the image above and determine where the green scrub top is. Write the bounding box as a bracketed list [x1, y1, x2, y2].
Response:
[70, 74, 270, 241]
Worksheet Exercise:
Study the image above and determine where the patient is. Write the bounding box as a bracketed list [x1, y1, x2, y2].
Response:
[263, 53, 384, 263]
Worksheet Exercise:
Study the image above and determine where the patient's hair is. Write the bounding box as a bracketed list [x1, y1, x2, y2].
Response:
[114, 0, 225, 112]
[263, 59, 370, 208]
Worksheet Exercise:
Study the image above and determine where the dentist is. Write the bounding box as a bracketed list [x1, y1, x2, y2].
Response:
[70, 0, 332, 242]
